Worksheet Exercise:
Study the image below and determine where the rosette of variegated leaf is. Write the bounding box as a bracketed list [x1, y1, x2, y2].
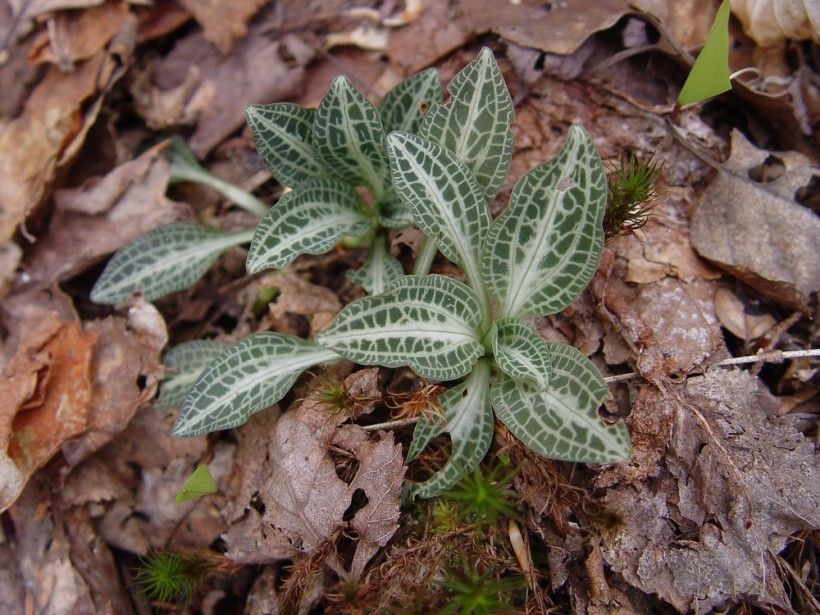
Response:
[156, 340, 229, 411]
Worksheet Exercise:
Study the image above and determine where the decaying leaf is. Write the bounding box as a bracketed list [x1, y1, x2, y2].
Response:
[598, 370, 820, 612]
[61, 301, 167, 466]
[0, 16, 134, 245]
[713, 286, 777, 341]
[224, 369, 404, 580]
[132, 28, 313, 156]
[26, 143, 185, 286]
[28, 1, 130, 68]
[623, 222, 721, 284]
[690, 129, 819, 313]
[461, 0, 630, 56]
[594, 266, 725, 377]
[265, 271, 342, 335]
[0, 314, 97, 512]
[731, 0, 820, 46]
[6, 477, 132, 614]
[176, 0, 268, 54]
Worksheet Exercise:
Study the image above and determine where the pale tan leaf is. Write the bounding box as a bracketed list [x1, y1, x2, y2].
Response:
[731, 0, 820, 45]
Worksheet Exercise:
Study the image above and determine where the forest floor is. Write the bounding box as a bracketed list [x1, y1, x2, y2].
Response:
[0, 1, 818, 613]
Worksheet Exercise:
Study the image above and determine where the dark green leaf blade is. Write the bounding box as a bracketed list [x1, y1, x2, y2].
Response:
[481, 125, 606, 318]
[491, 343, 630, 463]
[246, 103, 327, 187]
[406, 360, 493, 498]
[157, 340, 229, 411]
[313, 76, 390, 198]
[379, 68, 441, 134]
[246, 179, 372, 274]
[174, 333, 339, 436]
[91, 223, 253, 305]
[420, 47, 513, 201]
[315, 275, 484, 381]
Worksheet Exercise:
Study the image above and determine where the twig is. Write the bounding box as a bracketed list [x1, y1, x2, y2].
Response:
[362, 417, 420, 432]
[603, 348, 820, 384]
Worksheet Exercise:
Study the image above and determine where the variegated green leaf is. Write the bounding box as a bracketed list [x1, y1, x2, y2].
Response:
[346, 235, 404, 295]
[491, 342, 630, 463]
[407, 360, 493, 498]
[91, 223, 254, 305]
[174, 333, 339, 436]
[386, 132, 490, 299]
[246, 179, 372, 274]
[488, 318, 550, 389]
[156, 340, 229, 411]
[420, 47, 513, 201]
[481, 125, 606, 319]
[245, 103, 326, 187]
[379, 68, 441, 134]
[313, 76, 389, 198]
[315, 275, 484, 381]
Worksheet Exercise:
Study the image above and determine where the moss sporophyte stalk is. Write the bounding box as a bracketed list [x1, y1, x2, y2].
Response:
[93, 48, 631, 500]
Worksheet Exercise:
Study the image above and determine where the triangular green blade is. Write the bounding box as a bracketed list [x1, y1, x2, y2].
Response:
[677, 0, 731, 106]
[175, 463, 217, 502]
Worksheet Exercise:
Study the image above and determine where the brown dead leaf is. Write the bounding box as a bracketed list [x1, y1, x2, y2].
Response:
[594, 264, 726, 378]
[133, 28, 313, 156]
[224, 369, 403, 580]
[0, 242, 21, 300]
[691, 130, 819, 313]
[461, 0, 630, 55]
[86, 406, 212, 554]
[25, 143, 185, 286]
[713, 286, 777, 341]
[61, 302, 167, 466]
[0, 19, 134, 244]
[6, 473, 132, 614]
[266, 271, 342, 335]
[598, 370, 820, 612]
[731, 0, 820, 46]
[0, 314, 96, 512]
[17, 0, 106, 20]
[623, 221, 721, 284]
[632, 0, 718, 48]
[386, 0, 471, 73]
[28, 0, 129, 68]
[176, 0, 267, 54]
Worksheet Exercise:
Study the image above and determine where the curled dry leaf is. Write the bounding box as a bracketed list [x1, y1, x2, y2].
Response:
[597, 370, 820, 612]
[690, 129, 819, 313]
[133, 28, 313, 156]
[0, 314, 97, 512]
[224, 369, 404, 580]
[593, 263, 726, 379]
[265, 271, 342, 335]
[5, 477, 132, 614]
[61, 301, 167, 466]
[0, 14, 134, 245]
[731, 0, 820, 46]
[28, 0, 130, 68]
[713, 286, 777, 341]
